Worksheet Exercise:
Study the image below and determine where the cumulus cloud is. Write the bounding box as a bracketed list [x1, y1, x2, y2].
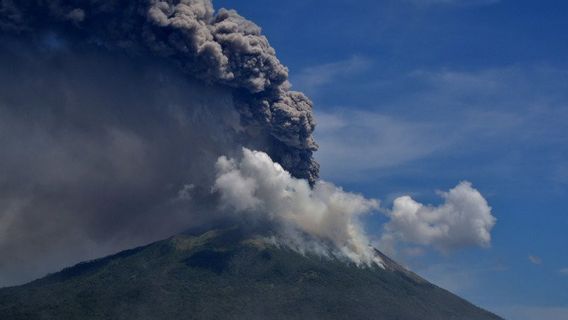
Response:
[380, 181, 496, 253]
[213, 148, 382, 266]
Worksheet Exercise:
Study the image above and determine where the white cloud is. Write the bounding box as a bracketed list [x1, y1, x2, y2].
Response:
[380, 181, 496, 253]
[213, 148, 382, 266]
[559, 268, 568, 275]
[213, 149, 496, 263]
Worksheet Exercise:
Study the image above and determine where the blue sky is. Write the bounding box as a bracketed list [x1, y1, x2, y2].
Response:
[217, 1, 568, 318]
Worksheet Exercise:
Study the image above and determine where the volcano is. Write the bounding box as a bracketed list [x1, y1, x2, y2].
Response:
[0, 227, 502, 320]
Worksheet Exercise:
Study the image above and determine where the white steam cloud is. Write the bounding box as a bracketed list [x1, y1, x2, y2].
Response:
[213, 150, 497, 264]
[380, 181, 496, 253]
[213, 148, 382, 266]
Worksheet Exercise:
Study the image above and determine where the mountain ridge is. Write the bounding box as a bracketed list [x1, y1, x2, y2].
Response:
[0, 227, 504, 320]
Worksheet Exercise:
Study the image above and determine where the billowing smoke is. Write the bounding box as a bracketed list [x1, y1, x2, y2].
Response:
[212, 151, 496, 263]
[0, 0, 318, 182]
[0, 0, 318, 286]
[380, 182, 496, 254]
[213, 148, 382, 266]
[0, 0, 496, 287]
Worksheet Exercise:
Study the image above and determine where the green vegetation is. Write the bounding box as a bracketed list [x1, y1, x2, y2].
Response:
[0, 228, 503, 319]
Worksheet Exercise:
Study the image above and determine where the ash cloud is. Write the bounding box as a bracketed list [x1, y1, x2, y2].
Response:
[0, 41, 242, 286]
[0, 0, 318, 182]
[0, 0, 319, 286]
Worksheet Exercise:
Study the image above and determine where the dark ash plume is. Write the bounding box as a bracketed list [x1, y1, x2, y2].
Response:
[0, 0, 318, 182]
[0, 0, 318, 287]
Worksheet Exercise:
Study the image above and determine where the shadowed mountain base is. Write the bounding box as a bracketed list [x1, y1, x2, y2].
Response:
[0, 228, 503, 320]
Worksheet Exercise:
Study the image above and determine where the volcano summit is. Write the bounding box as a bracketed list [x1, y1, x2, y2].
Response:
[0, 227, 503, 320]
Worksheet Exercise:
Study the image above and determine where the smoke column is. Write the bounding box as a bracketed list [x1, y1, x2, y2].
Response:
[0, 0, 320, 286]
[0, 0, 496, 287]
[0, 0, 318, 182]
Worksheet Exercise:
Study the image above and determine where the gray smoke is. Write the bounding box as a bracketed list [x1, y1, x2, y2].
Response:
[0, 0, 317, 287]
[0, 0, 318, 181]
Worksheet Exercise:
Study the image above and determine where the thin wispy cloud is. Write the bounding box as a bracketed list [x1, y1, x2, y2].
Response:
[292, 56, 372, 95]
[313, 63, 568, 185]
[315, 110, 453, 181]
[528, 255, 543, 265]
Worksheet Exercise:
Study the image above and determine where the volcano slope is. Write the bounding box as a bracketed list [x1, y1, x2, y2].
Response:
[0, 228, 503, 320]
